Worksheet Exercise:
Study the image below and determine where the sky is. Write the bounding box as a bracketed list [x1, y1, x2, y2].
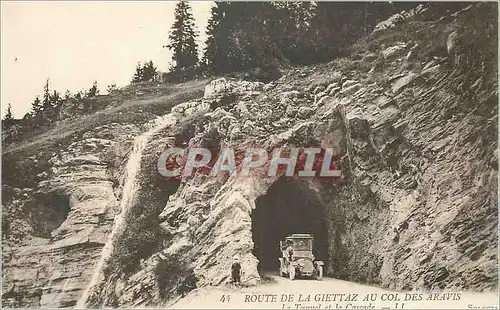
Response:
[1, 1, 213, 118]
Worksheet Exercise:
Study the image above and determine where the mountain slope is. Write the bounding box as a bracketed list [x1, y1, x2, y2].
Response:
[2, 3, 497, 308]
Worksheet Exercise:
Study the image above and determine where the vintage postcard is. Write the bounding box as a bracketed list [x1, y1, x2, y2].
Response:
[1, 1, 498, 309]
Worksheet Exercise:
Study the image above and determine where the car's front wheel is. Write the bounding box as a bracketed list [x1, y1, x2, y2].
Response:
[279, 267, 285, 277]
[316, 265, 323, 281]
[289, 266, 296, 280]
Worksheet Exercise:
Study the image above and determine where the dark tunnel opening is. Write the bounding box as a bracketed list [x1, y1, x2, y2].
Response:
[251, 177, 330, 274]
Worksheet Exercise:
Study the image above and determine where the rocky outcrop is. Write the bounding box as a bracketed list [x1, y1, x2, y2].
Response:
[373, 4, 428, 34]
[90, 30, 496, 303]
[1, 79, 208, 308]
[2, 2, 497, 308]
[147, 3, 496, 301]
[1, 123, 143, 307]
[174, 51, 497, 291]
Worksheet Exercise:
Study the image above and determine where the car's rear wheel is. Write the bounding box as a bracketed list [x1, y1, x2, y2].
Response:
[316, 265, 323, 280]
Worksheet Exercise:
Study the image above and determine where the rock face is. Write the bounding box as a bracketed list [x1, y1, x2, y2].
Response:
[1, 123, 142, 307]
[2, 78, 207, 308]
[88, 9, 497, 302]
[373, 4, 428, 34]
[2, 3, 497, 308]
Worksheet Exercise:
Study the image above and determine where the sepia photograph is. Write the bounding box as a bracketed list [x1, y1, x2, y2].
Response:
[1, 1, 498, 309]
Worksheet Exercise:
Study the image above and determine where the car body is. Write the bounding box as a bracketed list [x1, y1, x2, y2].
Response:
[278, 233, 324, 280]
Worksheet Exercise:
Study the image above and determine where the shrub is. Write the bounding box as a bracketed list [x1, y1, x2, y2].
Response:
[155, 254, 197, 299]
[244, 63, 283, 83]
[173, 110, 209, 145]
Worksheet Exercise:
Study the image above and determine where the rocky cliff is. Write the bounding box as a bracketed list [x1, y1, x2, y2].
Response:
[1, 81, 206, 307]
[2, 3, 497, 308]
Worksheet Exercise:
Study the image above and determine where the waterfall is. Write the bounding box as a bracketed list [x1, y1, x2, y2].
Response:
[76, 114, 176, 308]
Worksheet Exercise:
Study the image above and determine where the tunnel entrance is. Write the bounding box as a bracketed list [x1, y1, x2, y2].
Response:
[251, 177, 329, 273]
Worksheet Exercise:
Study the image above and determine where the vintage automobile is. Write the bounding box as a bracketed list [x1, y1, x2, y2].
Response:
[278, 233, 323, 280]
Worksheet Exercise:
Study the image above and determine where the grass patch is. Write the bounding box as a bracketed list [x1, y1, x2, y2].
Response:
[2, 79, 208, 188]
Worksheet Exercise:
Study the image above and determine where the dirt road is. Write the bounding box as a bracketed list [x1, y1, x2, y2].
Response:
[169, 274, 499, 309]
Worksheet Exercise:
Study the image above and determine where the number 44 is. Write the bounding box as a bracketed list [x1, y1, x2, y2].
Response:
[220, 295, 231, 303]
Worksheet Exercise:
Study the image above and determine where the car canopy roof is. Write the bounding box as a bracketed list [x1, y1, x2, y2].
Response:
[286, 234, 313, 239]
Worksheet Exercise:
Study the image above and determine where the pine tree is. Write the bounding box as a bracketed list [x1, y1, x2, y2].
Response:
[202, 4, 223, 74]
[50, 90, 61, 104]
[167, 1, 199, 72]
[142, 61, 158, 81]
[2, 103, 15, 128]
[87, 81, 99, 97]
[49, 90, 62, 114]
[201, 2, 423, 74]
[309, 2, 385, 61]
[202, 2, 253, 74]
[203, 2, 291, 74]
[269, 2, 317, 64]
[41, 79, 52, 114]
[64, 90, 72, 100]
[35, 79, 62, 122]
[31, 96, 42, 116]
[132, 61, 158, 82]
[132, 62, 143, 83]
[30, 95, 45, 126]
[107, 82, 118, 94]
